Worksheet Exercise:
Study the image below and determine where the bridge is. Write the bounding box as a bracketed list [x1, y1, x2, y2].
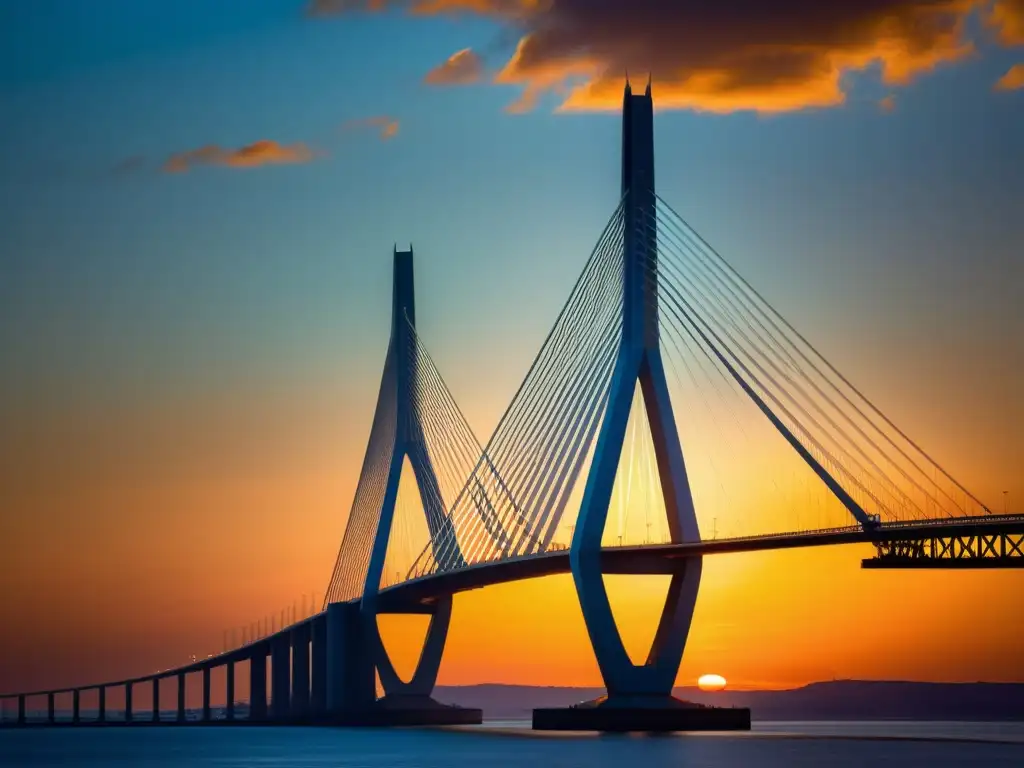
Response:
[2, 80, 1021, 731]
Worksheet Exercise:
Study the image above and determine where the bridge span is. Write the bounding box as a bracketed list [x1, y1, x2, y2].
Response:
[3, 80, 1019, 732]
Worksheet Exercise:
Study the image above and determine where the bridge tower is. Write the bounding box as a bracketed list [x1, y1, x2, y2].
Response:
[323, 247, 480, 725]
[538, 80, 744, 730]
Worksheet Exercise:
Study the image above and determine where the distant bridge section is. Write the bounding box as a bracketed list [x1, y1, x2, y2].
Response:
[863, 527, 1024, 569]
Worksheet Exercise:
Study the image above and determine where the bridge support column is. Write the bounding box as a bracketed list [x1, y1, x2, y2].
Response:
[17, 695, 25, 725]
[270, 634, 290, 721]
[47, 693, 55, 723]
[291, 624, 310, 720]
[325, 601, 374, 720]
[225, 663, 235, 721]
[249, 646, 267, 721]
[202, 668, 211, 722]
[98, 686, 106, 723]
[176, 673, 186, 723]
[152, 678, 160, 723]
[125, 683, 132, 723]
[310, 613, 327, 717]
[72, 690, 80, 723]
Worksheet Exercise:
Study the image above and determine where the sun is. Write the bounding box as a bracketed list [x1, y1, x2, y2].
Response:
[697, 673, 727, 692]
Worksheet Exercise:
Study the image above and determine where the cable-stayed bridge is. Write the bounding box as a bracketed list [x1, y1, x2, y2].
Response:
[3, 81, 1021, 731]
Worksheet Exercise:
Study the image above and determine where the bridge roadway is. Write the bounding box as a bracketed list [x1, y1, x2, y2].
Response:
[376, 513, 1024, 611]
[4, 513, 1021, 720]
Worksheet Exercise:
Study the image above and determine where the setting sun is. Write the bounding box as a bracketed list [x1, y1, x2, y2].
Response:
[698, 674, 727, 692]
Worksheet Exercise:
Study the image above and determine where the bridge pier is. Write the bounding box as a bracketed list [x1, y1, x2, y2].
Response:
[47, 692, 54, 724]
[72, 689, 80, 723]
[125, 682, 132, 723]
[310, 613, 327, 717]
[291, 623, 310, 720]
[324, 601, 374, 720]
[271, 634, 290, 720]
[226, 662, 235, 721]
[152, 678, 160, 722]
[17, 695, 25, 725]
[249, 646, 267, 721]
[176, 673, 185, 723]
[98, 686, 106, 723]
[202, 667, 211, 722]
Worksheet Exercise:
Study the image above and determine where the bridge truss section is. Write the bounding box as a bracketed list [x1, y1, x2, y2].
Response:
[863, 532, 1024, 568]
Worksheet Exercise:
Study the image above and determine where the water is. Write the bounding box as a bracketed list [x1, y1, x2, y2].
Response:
[1, 721, 1022, 767]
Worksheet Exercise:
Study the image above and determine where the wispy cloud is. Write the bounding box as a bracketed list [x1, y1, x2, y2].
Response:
[878, 94, 897, 113]
[163, 140, 316, 173]
[424, 48, 484, 85]
[341, 116, 400, 140]
[994, 63, 1024, 90]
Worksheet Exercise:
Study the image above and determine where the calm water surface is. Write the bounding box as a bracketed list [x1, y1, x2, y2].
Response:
[1, 721, 1022, 767]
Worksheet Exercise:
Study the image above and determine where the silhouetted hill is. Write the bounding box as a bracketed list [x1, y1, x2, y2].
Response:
[434, 681, 1024, 721]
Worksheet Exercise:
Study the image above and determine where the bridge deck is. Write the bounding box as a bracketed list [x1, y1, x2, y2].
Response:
[4, 514, 1022, 702]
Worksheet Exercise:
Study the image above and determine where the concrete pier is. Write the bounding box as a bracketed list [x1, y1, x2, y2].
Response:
[291, 624, 310, 719]
[226, 663, 235, 721]
[152, 678, 160, 722]
[310, 615, 327, 716]
[47, 693, 55, 723]
[202, 668, 211, 722]
[250, 648, 267, 721]
[271, 635, 291, 720]
[176, 673, 186, 723]
[533, 696, 751, 732]
[72, 690, 80, 723]
[325, 602, 374, 718]
[98, 687, 106, 722]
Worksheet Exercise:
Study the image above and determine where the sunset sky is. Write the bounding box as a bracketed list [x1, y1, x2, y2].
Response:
[1, 0, 1022, 696]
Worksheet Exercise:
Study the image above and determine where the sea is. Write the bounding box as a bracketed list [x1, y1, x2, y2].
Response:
[1, 721, 1023, 767]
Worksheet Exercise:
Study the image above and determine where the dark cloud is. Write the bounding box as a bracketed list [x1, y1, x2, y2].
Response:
[317, 0, 993, 113]
[989, 0, 1024, 45]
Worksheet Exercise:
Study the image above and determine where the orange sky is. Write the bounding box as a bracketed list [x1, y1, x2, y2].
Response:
[0, 361, 1021, 695]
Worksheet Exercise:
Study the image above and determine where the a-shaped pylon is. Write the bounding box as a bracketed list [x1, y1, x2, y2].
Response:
[569, 81, 703, 704]
[361, 247, 465, 700]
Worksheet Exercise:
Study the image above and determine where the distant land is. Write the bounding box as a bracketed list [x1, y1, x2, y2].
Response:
[435, 681, 1024, 721]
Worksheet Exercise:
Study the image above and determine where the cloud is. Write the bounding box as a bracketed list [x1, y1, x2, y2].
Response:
[994, 62, 1024, 89]
[989, 0, 1024, 45]
[425, 48, 484, 84]
[326, 0, 986, 114]
[878, 94, 897, 112]
[341, 115, 400, 140]
[163, 140, 316, 173]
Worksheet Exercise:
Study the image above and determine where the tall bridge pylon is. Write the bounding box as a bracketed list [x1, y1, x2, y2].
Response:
[322, 247, 478, 720]
[569, 80, 702, 707]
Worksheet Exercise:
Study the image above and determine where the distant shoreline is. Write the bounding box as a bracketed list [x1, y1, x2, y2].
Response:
[434, 680, 1024, 721]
